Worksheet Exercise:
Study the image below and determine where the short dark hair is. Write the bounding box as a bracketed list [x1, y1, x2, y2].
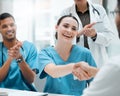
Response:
[55, 14, 79, 39]
[0, 13, 15, 24]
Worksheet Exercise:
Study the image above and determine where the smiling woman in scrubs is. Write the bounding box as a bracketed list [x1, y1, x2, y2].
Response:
[38, 15, 97, 96]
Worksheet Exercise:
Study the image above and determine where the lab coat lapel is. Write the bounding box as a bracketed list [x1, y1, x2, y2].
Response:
[88, 0, 98, 23]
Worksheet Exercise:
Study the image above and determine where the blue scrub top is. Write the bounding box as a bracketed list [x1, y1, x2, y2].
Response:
[0, 41, 39, 91]
[38, 45, 97, 96]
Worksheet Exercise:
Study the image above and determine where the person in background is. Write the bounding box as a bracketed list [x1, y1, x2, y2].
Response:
[60, 0, 115, 68]
[0, 13, 39, 91]
[73, 0, 120, 95]
[38, 14, 97, 96]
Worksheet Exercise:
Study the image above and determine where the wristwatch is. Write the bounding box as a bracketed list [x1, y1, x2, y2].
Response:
[16, 56, 23, 64]
[91, 33, 97, 41]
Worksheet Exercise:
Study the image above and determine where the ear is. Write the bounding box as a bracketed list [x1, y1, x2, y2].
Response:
[55, 25, 58, 31]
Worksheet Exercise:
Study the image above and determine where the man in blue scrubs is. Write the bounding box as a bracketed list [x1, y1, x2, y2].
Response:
[0, 13, 39, 91]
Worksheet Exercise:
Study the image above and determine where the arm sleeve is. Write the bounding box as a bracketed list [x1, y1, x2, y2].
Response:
[24, 43, 39, 74]
[38, 49, 54, 79]
[82, 58, 120, 96]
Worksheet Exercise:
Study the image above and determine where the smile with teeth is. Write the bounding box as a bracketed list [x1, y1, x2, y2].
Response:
[63, 33, 72, 38]
[6, 31, 14, 35]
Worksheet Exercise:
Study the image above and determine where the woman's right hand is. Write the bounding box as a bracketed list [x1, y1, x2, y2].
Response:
[72, 61, 99, 80]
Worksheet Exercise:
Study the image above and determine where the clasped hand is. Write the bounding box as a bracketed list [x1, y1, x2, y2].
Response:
[8, 41, 22, 60]
[72, 61, 99, 81]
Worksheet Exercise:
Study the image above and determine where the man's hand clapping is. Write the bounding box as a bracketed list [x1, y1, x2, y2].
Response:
[8, 41, 22, 60]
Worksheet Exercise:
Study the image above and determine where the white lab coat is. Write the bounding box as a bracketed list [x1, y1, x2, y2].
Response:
[82, 55, 120, 96]
[60, 0, 115, 68]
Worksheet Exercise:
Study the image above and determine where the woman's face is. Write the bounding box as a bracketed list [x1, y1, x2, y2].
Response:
[56, 17, 78, 43]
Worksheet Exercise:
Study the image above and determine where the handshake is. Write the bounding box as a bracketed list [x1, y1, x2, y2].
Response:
[72, 62, 99, 80]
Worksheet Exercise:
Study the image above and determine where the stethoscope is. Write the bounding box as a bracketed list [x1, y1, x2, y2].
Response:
[91, 5, 100, 16]
[0, 42, 24, 65]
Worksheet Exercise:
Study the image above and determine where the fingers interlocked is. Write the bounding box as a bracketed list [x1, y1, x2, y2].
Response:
[8, 41, 22, 60]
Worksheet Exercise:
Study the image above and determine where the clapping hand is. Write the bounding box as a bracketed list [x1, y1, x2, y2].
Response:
[77, 23, 96, 38]
[8, 41, 22, 60]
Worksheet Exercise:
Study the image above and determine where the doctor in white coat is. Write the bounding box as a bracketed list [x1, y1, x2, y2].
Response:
[60, 0, 115, 68]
